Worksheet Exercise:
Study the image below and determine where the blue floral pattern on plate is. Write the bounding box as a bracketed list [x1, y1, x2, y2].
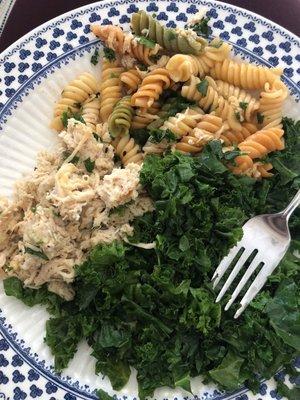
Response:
[0, 0, 299, 399]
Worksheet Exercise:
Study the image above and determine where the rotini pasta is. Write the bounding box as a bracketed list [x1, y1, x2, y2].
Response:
[166, 40, 232, 82]
[92, 24, 161, 66]
[132, 102, 161, 129]
[214, 80, 259, 122]
[113, 134, 144, 165]
[131, 10, 206, 55]
[176, 114, 223, 153]
[143, 107, 204, 155]
[181, 76, 242, 131]
[210, 59, 283, 90]
[131, 68, 171, 110]
[51, 72, 98, 131]
[81, 95, 101, 130]
[108, 96, 135, 138]
[121, 69, 144, 94]
[220, 122, 257, 146]
[258, 80, 288, 129]
[99, 59, 124, 122]
[160, 107, 204, 138]
[233, 127, 284, 174]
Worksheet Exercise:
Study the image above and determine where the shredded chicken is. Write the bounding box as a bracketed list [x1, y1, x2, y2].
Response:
[0, 119, 153, 300]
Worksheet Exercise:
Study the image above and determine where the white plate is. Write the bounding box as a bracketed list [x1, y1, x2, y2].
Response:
[0, 1, 299, 399]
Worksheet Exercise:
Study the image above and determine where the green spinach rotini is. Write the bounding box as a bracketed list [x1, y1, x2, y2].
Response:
[108, 96, 135, 137]
[131, 10, 206, 55]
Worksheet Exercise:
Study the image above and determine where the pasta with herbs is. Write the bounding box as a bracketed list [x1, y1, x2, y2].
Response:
[121, 69, 144, 94]
[131, 10, 206, 55]
[258, 80, 288, 129]
[81, 95, 101, 130]
[132, 102, 161, 129]
[214, 80, 260, 122]
[176, 114, 223, 154]
[92, 24, 161, 66]
[210, 59, 283, 90]
[51, 72, 98, 131]
[181, 76, 242, 131]
[99, 59, 124, 122]
[220, 122, 257, 146]
[131, 68, 171, 109]
[166, 39, 232, 82]
[233, 127, 284, 174]
[48, 8, 290, 178]
[108, 96, 135, 137]
[113, 134, 144, 165]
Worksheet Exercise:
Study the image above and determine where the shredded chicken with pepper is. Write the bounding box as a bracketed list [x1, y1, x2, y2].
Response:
[0, 119, 153, 300]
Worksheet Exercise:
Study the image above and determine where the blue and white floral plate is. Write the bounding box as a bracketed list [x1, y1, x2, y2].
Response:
[0, 1, 299, 399]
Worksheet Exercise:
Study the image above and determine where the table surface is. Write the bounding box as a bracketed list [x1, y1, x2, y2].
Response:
[0, 0, 299, 53]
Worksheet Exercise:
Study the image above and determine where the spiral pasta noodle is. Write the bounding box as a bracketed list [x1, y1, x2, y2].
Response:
[181, 76, 242, 131]
[176, 114, 223, 154]
[113, 134, 143, 165]
[81, 95, 101, 130]
[166, 40, 232, 82]
[132, 102, 161, 129]
[131, 10, 206, 55]
[258, 80, 288, 129]
[92, 24, 161, 66]
[214, 80, 259, 122]
[220, 122, 257, 146]
[131, 68, 171, 110]
[121, 69, 144, 94]
[161, 107, 204, 138]
[233, 127, 284, 174]
[108, 96, 135, 138]
[51, 72, 98, 131]
[99, 60, 124, 122]
[210, 59, 283, 90]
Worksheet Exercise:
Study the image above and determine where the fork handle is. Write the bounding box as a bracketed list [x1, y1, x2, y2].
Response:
[281, 189, 300, 220]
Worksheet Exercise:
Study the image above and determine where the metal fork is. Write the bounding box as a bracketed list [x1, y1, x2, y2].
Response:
[212, 189, 300, 318]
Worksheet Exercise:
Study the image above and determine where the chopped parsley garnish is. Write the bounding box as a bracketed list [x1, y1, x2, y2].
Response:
[190, 16, 211, 38]
[61, 109, 86, 128]
[84, 158, 95, 173]
[235, 111, 241, 122]
[135, 36, 156, 49]
[90, 48, 100, 65]
[103, 46, 116, 61]
[25, 247, 49, 260]
[197, 79, 209, 96]
[257, 112, 265, 124]
[239, 101, 248, 111]
[148, 128, 176, 143]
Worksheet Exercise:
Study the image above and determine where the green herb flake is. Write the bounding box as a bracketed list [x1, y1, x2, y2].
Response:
[239, 101, 248, 110]
[103, 46, 116, 61]
[197, 79, 209, 96]
[25, 247, 49, 260]
[235, 111, 241, 122]
[148, 128, 177, 143]
[61, 109, 86, 128]
[257, 112, 264, 124]
[136, 36, 156, 49]
[84, 158, 95, 173]
[91, 48, 100, 65]
[191, 16, 211, 38]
